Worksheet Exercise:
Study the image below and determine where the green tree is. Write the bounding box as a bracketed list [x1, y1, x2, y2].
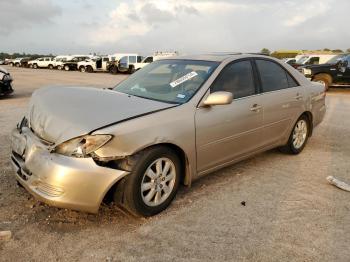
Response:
[260, 48, 271, 55]
[332, 49, 343, 53]
[323, 48, 331, 51]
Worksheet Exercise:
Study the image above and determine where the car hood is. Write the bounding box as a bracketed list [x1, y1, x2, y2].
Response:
[0, 66, 8, 74]
[28, 86, 174, 144]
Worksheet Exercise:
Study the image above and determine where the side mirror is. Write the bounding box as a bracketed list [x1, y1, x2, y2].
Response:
[203, 91, 233, 106]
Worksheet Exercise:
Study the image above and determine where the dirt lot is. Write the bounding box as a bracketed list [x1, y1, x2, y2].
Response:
[1, 66, 350, 262]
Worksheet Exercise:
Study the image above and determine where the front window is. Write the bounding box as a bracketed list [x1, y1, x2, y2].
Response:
[114, 59, 219, 104]
[327, 54, 347, 64]
[296, 56, 309, 64]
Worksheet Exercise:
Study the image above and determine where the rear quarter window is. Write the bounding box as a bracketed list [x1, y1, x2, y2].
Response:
[256, 59, 299, 92]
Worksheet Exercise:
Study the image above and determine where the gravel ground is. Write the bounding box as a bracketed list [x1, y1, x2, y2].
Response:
[0, 66, 350, 262]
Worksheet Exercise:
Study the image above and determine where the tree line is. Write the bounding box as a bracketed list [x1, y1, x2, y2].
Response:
[0, 52, 54, 60]
[261, 48, 350, 59]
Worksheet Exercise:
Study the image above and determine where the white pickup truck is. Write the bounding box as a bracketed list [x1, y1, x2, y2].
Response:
[133, 52, 178, 71]
[28, 57, 55, 69]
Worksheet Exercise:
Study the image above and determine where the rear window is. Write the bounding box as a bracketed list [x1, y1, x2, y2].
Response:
[256, 59, 289, 92]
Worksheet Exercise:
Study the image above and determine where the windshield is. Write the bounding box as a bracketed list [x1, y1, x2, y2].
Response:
[296, 56, 309, 64]
[327, 54, 347, 64]
[113, 59, 219, 104]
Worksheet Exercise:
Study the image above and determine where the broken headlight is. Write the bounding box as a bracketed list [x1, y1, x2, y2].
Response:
[54, 135, 112, 158]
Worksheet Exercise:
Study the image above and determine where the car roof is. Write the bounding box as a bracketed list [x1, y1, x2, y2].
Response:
[165, 53, 272, 62]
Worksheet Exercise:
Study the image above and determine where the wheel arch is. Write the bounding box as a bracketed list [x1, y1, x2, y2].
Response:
[312, 72, 333, 83]
[101, 142, 192, 205]
[300, 111, 313, 137]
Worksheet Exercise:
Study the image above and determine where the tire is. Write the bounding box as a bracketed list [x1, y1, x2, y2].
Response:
[110, 66, 118, 74]
[86, 66, 93, 73]
[313, 73, 332, 91]
[15, 63, 20, 67]
[33, 64, 38, 69]
[280, 115, 310, 154]
[64, 65, 70, 71]
[57, 65, 62, 70]
[29, 64, 33, 68]
[129, 66, 135, 74]
[48, 64, 54, 70]
[9, 63, 14, 67]
[79, 66, 86, 73]
[114, 146, 181, 217]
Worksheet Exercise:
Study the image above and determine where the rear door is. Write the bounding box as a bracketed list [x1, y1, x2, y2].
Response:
[195, 59, 264, 172]
[255, 59, 304, 147]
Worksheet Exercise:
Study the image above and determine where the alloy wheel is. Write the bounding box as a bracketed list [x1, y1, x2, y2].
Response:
[292, 119, 308, 149]
[141, 157, 176, 207]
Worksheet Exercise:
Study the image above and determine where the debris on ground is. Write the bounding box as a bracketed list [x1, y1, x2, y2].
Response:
[327, 176, 350, 192]
[0, 230, 12, 241]
[241, 201, 246, 206]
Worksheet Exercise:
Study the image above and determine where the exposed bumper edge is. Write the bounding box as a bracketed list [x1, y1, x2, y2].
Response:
[10, 128, 129, 213]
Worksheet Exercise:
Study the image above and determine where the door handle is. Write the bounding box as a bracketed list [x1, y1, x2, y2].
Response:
[250, 104, 262, 112]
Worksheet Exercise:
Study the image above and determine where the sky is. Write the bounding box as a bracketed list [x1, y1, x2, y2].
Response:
[0, 0, 349, 55]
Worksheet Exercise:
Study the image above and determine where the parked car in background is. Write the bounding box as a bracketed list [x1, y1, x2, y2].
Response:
[28, 57, 54, 69]
[61, 55, 92, 71]
[282, 58, 296, 65]
[53, 56, 73, 70]
[134, 52, 179, 71]
[302, 54, 350, 90]
[0, 60, 5, 65]
[0, 66, 13, 96]
[77, 56, 111, 73]
[11, 54, 326, 217]
[292, 54, 337, 69]
[117, 54, 143, 73]
[11, 57, 31, 67]
[107, 53, 139, 74]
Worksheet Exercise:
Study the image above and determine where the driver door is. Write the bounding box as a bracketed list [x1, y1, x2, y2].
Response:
[195, 60, 264, 173]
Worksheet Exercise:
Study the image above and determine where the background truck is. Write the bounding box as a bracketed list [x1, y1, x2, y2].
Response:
[60, 55, 92, 71]
[77, 56, 111, 73]
[302, 54, 350, 90]
[107, 53, 140, 74]
[133, 51, 178, 71]
[28, 57, 54, 69]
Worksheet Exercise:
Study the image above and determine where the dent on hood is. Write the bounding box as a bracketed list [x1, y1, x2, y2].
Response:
[28, 86, 174, 144]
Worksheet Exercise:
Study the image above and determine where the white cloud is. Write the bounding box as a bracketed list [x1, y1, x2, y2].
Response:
[87, 0, 246, 46]
[283, 0, 333, 27]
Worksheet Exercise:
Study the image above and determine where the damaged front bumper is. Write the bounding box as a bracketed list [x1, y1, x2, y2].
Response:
[10, 126, 129, 213]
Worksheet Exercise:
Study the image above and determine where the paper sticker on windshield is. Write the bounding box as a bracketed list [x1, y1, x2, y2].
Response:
[170, 71, 198, 88]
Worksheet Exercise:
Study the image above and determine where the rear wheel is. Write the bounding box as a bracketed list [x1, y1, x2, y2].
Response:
[15, 63, 20, 67]
[79, 66, 86, 72]
[48, 64, 54, 69]
[57, 65, 62, 70]
[29, 64, 33, 68]
[33, 64, 38, 69]
[114, 146, 181, 217]
[280, 115, 310, 154]
[313, 73, 332, 91]
[64, 65, 70, 71]
[86, 66, 93, 73]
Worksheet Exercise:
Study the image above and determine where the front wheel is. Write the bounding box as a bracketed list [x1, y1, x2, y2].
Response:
[48, 64, 54, 69]
[313, 74, 332, 91]
[280, 115, 310, 154]
[64, 65, 70, 71]
[114, 146, 181, 217]
[33, 64, 38, 69]
[79, 66, 86, 72]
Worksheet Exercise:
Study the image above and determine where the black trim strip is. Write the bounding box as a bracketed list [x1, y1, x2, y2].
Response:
[88, 105, 178, 134]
